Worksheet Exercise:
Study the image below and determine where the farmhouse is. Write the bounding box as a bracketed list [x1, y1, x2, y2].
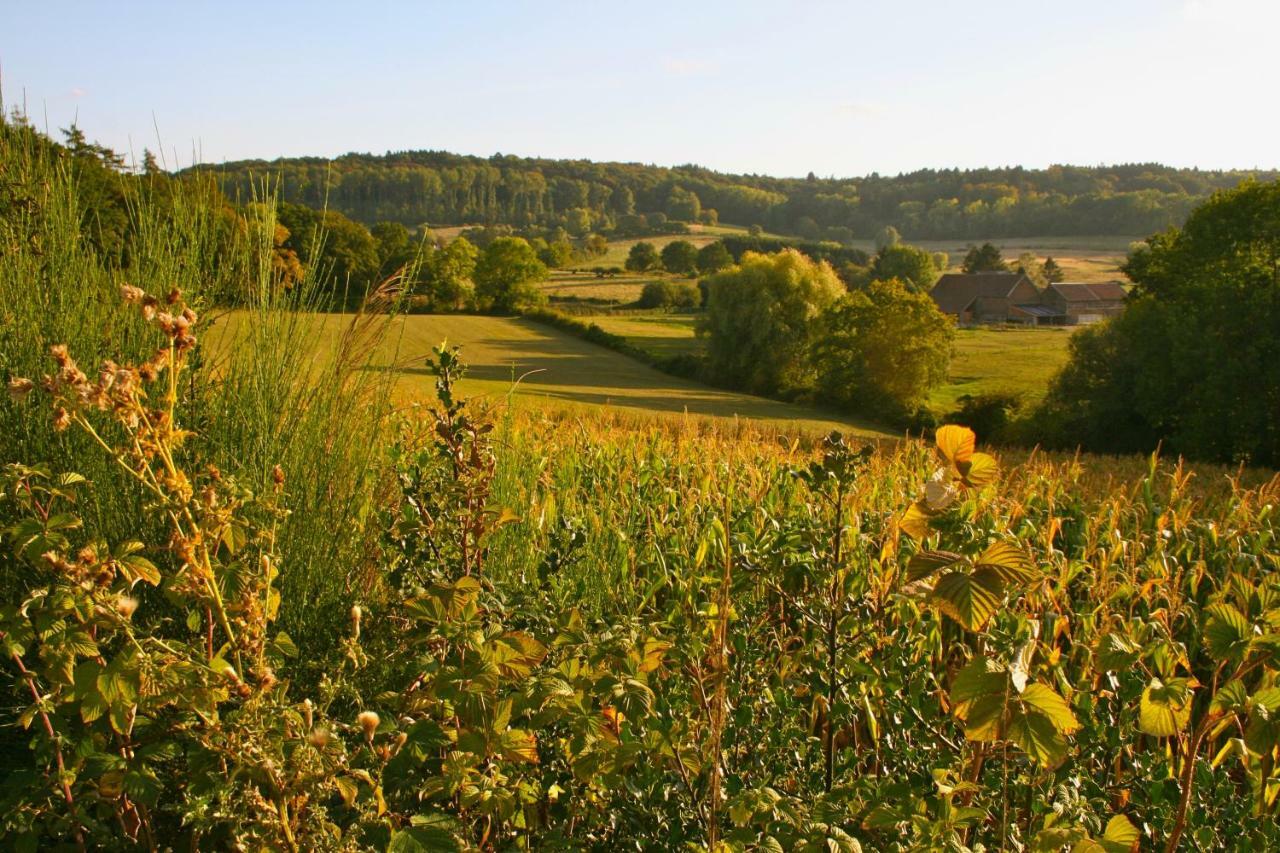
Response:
[929, 272, 1129, 325]
[928, 272, 1044, 324]
[1041, 281, 1128, 324]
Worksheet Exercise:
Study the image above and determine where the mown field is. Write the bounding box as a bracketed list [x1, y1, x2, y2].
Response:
[208, 311, 892, 437]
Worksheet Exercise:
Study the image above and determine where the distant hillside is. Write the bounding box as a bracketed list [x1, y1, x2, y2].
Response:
[198, 151, 1276, 241]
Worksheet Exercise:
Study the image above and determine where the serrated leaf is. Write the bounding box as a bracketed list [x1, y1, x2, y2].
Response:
[389, 814, 463, 852]
[900, 500, 933, 541]
[1007, 707, 1069, 767]
[499, 729, 539, 763]
[1099, 813, 1140, 852]
[930, 569, 1003, 632]
[905, 550, 964, 584]
[1139, 678, 1193, 737]
[1096, 632, 1141, 671]
[936, 425, 975, 466]
[962, 452, 999, 486]
[1020, 683, 1080, 735]
[118, 554, 160, 587]
[1203, 603, 1250, 660]
[975, 542, 1038, 586]
[335, 775, 358, 807]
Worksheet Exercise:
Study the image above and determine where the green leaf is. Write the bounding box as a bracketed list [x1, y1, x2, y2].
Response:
[1203, 603, 1250, 660]
[499, 729, 539, 764]
[974, 542, 1038, 586]
[904, 550, 963, 584]
[930, 568, 1003, 632]
[388, 813, 463, 852]
[269, 631, 299, 659]
[1020, 683, 1080, 735]
[1098, 813, 1140, 852]
[335, 775, 359, 807]
[1007, 708, 1069, 768]
[117, 553, 161, 587]
[950, 657, 1007, 707]
[1096, 632, 1141, 671]
[1139, 677, 1193, 737]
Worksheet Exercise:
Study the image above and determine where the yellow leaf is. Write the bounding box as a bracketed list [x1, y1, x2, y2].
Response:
[962, 452, 999, 486]
[936, 425, 976, 466]
[1139, 678, 1193, 737]
[901, 500, 933, 541]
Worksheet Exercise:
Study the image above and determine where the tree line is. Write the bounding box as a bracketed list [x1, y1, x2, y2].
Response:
[198, 148, 1277, 241]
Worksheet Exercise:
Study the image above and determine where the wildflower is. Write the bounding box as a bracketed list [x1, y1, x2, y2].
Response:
[357, 710, 380, 742]
[166, 287, 182, 305]
[308, 727, 331, 748]
[7, 376, 34, 401]
[350, 604, 363, 639]
[182, 307, 198, 326]
[52, 406, 71, 432]
[272, 464, 285, 488]
[116, 596, 139, 619]
[120, 284, 144, 303]
[302, 698, 314, 730]
[49, 343, 69, 367]
[140, 296, 158, 321]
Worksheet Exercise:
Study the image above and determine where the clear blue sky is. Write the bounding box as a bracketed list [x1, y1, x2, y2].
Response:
[3, 0, 1275, 176]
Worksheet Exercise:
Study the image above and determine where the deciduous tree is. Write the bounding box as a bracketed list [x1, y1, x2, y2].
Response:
[474, 237, 547, 313]
[697, 249, 844, 394]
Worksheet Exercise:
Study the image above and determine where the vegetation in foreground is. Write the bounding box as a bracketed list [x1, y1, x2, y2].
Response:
[3, 111, 1280, 852]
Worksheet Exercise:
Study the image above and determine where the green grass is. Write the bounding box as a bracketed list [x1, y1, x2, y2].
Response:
[929, 327, 1073, 411]
[592, 313, 1076, 415]
[211, 312, 893, 438]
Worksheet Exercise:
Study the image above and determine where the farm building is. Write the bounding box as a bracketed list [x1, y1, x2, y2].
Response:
[928, 272, 1044, 324]
[928, 273, 1128, 325]
[1041, 281, 1128, 324]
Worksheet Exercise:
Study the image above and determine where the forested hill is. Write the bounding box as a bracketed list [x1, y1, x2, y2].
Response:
[198, 150, 1276, 240]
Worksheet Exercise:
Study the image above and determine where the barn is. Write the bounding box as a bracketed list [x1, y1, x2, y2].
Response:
[928, 272, 1045, 324]
[1041, 281, 1129, 324]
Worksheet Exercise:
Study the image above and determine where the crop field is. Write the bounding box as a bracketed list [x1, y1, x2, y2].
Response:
[208, 311, 891, 437]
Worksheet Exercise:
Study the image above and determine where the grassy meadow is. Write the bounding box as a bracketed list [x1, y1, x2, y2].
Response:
[208, 311, 891, 437]
[589, 313, 1074, 415]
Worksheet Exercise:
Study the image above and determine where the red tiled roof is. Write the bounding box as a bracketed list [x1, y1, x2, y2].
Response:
[929, 273, 1034, 315]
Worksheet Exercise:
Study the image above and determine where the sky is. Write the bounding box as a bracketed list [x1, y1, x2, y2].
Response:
[2, 0, 1277, 178]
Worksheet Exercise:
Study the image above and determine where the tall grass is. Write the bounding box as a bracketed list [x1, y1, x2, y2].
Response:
[0, 117, 400, 662]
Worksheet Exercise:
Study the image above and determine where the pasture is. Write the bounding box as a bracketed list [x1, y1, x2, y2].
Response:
[589, 314, 1074, 413]
[207, 311, 891, 437]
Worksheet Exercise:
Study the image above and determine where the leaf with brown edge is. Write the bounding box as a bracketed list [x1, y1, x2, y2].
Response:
[974, 542, 1038, 586]
[499, 729, 539, 763]
[905, 549, 965, 584]
[935, 425, 975, 466]
[930, 569, 1003, 632]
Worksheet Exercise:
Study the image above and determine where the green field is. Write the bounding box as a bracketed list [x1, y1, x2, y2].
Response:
[210, 311, 891, 437]
[590, 314, 1074, 413]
